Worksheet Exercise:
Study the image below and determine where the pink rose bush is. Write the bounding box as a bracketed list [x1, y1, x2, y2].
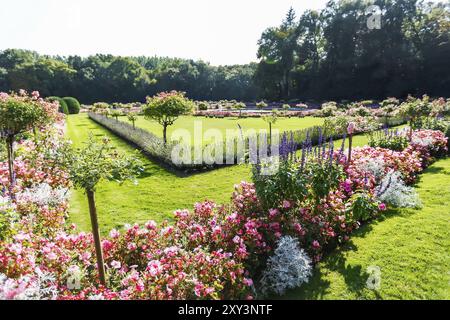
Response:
[0, 95, 448, 300]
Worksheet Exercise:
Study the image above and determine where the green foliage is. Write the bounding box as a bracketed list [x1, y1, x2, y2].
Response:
[47, 96, 69, 114]
[256, 101, 268, 109]
[317, 102, 339, 117]
[196, 101, 209, 111]
[67, 135, 144, 192]
[368, 130, 409, 151]
[262, 109, 279, 126]
[143, 91, 195, 143]
[0, 94, 50, 137]
[347, 191, 379, 223]
[305, 161, 345, 204]
[63, 97, 81, 114]
[397, 95, 432, 127]
[252, 160, 308, 210]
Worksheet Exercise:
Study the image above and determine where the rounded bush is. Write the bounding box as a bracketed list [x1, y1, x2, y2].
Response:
[63, 97, 81, 114]
[47, 96, 69, 115]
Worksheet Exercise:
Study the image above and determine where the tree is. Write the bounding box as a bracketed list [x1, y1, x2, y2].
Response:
[111, 110, 122, 122]
[233, 102, 246, 118]
[67, 135, 143, 286]
[127, 112, 138, 129]
[0, 90, 57, 185]
[257, 8, 300, 99]
[47, 96, 69, 114]
[63, 97, 81, 114]
[143, 91, 195, 145]
[263, 109, 279, 147]
[256, 101, 268, 110]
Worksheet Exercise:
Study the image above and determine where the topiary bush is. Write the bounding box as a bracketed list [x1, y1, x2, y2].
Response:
[63, 97, 81, 114]
[47, 96, 68, 115]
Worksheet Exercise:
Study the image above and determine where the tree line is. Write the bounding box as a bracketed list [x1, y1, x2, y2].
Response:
[0, 0, 448, 104]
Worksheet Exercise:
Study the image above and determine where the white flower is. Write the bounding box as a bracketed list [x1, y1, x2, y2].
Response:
[376, 171, 421, 208]
[259, 236, 312, 296]
[16, 183, 69, 207]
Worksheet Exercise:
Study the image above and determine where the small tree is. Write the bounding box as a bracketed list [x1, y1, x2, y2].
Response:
[111, 110, 122, 122]
[256, 101, 268, 110]
[143, 91, 194, 145]
[234, 102, 246, 118]
[67, 135, 143, 286]
[263, 109, 279, 147]
[397, 95, 431, 139]
[63, 97, 81, 114]
[127, 112, 138, 129]
[0, 91, 57, 185]
[282, 104, 291, 115]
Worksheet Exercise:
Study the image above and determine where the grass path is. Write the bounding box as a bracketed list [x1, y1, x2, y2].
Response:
[284, 157, 450, 300]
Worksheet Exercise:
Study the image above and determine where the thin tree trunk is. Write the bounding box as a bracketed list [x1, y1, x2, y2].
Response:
[6, 137, 14, 186]
[163, 125, 167, 145]
[348, 134, 353, 164]
[87, 189, 106, 286]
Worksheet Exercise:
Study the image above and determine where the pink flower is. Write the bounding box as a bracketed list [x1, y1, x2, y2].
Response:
[378, 203, 387, 211]
[282, 200, 291, 209]
[243, 278, 254, 287]
[109, 229, 120, 238]
[127, 243, 137, 251]
[110, 260, 121, 269]
[147, 260, 162, 277]
[312, 240, 321, 249]
[347, 122, 355, 135]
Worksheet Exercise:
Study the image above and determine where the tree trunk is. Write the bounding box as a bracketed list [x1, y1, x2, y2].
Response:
[6, 136, 14, 186]
[269, 123, 272, 150]
[347, 134, 353, 164]
[163, 125, 167, 145]
[86, 189, 107, 286]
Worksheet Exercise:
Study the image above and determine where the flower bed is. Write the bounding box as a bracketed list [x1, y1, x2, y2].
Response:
[0, 103, 448, 299]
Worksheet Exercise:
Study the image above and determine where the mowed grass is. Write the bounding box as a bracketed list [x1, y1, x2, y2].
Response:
[66, 114, 251, 234]
[283, 156, 450, 300]
[122, 115, 324, 146]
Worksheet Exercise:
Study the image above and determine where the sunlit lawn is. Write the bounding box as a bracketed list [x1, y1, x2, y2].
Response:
[122, 115, 324, 146]
[283, 157, 450, 300]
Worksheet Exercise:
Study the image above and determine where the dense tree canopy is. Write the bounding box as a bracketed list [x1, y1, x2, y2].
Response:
[0, 0, 448, 103]
[257, 0, 450, 101]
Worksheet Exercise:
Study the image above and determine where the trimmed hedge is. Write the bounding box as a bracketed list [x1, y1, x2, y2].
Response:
[63, 97, 81, 114]
[47, 96, 69, 115]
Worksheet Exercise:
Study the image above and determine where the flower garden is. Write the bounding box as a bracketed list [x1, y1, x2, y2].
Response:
[0, 91, 449, 300]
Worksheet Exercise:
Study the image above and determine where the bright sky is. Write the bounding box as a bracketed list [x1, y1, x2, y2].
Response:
[0, 0, 329, 65]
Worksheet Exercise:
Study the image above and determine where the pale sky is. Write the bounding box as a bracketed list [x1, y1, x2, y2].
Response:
[0, 0, 329, 65]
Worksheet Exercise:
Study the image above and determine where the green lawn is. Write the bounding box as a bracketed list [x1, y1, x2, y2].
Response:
[283, 156, 450, 300]
[121, 115, 324, 146]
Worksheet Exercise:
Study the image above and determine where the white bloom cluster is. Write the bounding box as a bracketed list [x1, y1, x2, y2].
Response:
[376, 171, 421, 208]
[259, 236, 312, 296]
[0, 268, 58, 300]
[16, 183, 69, 207]
[411, 136, 434, 148]
[357, 157, 386, 181]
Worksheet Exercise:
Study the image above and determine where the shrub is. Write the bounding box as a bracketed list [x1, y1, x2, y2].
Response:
[63, 97, 81, 114]
[259, 236, 312, 296]
[368, 129, 409, 151]
[47, 96, 68, 114]
[375, 171, 421, 208]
